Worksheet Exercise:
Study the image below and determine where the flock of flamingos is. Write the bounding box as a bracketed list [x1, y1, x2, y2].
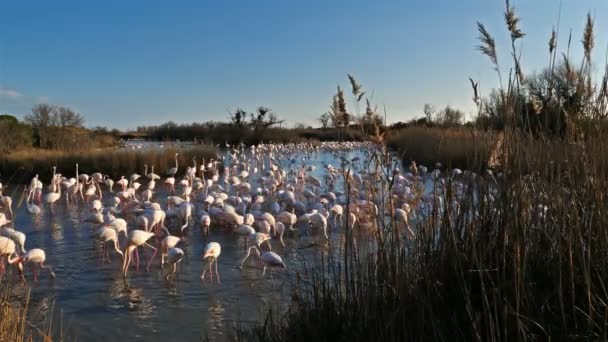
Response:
[0, 141, 429, 285]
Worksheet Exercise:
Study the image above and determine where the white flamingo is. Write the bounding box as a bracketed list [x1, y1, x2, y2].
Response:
[21, 248, 55, 281]
[201, 242, 221, 284]
[122, 230, 157, 276]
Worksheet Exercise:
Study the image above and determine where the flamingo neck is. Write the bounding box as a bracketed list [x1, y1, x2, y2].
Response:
[7, 255, 21, 265]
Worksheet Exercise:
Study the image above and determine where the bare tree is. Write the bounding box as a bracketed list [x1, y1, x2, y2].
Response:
[436, 105, 464, 127]
[423, 103, 435, 123]
[318, 112, 331, 128]
[57, 106, 84, 127]
[230, 108, 248, 127]
[25, 104, 57, 148]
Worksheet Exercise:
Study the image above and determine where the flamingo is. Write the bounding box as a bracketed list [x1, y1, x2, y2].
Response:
[168, 153, 179, 177]
[0, 194, 13, 219]
[0, 213, 11, 227]
[164, 247, 184, 279]
[0, 236, 23, 280]
[201, 242, 221, 284]
[160, 235, 181, 267]
[44, 177, 62, 214]
[200, 214, 211, 236]
[21, 248, 55, 281]
[25, 188, 41, 215]
[274, 222, 286, 247]
[0, 227, 26, 255]
[122, 230, 157, 276]
[96, 226, 124, 262]
[239, 247, 287, 279]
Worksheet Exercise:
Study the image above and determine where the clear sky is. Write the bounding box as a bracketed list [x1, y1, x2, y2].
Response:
[1, 0, 607, 129]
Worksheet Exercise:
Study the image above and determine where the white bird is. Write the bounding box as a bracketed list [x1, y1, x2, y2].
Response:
[168, 153, 179, 177]
[0, 236, 23, 280]
[26, 188, 41, 215]
[122, 230, 157, 277]
[201, 242, 221, 284]
[164, 247, 184, 279]
[0, 227, 26, 255]
[96, 226, 124, 262]
[200, 214, 211, 236]
[21, 248, 55, 281]
[160, 235, 181, 267]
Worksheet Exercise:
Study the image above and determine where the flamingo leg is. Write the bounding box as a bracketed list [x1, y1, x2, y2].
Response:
[113, 241, 123, 261]
[135, 248, 140, 271]
[145, 243, 157, 271]
[201, 261, 211, 281]
[261, 266, 266, 278]
[0, 256, 6, 275]
[209, 260, 213, 282]
[33, 266, 38, 282]
[201, 266, 208, 280]
[239, 247, 254, 268]
[215, 259, 220, 284]
[122, 250, 131, 276]
[101, 243, 106, 263]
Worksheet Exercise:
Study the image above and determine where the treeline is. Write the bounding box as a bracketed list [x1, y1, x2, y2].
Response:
[388, 104, 468, 130]
[0, 104, 116, 154]
[135, 120, 367, 145]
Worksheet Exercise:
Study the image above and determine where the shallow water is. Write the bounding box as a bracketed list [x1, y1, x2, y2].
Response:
[4, 146, 376, 341]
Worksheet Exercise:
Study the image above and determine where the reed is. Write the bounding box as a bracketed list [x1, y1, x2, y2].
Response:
[0, 145, 217, 184]
[0, 279, 61, 341]
[243, 4, 608, 341]
[385, 126, 495, 170]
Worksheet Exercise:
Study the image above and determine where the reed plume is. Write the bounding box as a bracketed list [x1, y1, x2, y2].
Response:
[347, 74, 365, 102]
[582, 12, 594, 64]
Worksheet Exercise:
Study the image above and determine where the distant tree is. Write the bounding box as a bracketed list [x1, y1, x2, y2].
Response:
[249, 106, 281, 129]
[436, 105, 465, 127]
[0, 114, 32, 153]
[230, 108, 248, 127]
[56, 106, 84, 127]
[423, 104, 435, 122]
[0, 114, 19, 124]
[318, 112, 331, 128]
[25, 104, 57, 148]
[249, 106, 283, 143]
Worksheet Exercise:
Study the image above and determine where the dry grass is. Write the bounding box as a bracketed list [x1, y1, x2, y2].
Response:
[385, 126, 495, 170]
[0, 281, 59, 342]
[0, 145, 218, 184]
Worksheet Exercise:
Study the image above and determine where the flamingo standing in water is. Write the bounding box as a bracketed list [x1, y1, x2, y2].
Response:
[200, 214, 211, 236]
[44, 176, 62, 214]
[168, 153, 179, 177]
[0, 236, 23, 281]
[21, 248, 55, 281]
[164, 247, 184, 280]
[25, 187, 41, 215]
[122, 230, 157, 277]
[96, 226, 124, 263]
[160, 235, 181, 267]
[201, 242, 221, 283]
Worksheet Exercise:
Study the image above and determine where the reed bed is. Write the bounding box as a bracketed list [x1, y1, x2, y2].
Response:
[0, 145, 218, 184]
[241, 132, 608, 341]
[0, 279, 61, 342]
[243, 4, 608, 341]
[385, 127, 495, 170]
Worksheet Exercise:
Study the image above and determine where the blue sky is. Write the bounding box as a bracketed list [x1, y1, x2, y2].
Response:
[1, 0, 607, 129]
